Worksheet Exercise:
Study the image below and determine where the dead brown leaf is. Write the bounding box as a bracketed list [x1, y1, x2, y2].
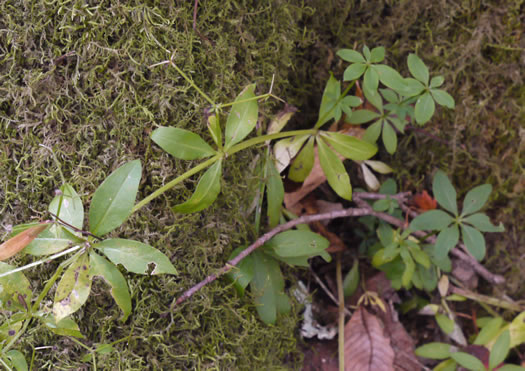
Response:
[0, 223, 49, 260]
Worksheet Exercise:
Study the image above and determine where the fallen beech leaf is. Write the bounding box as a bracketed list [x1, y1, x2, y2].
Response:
[0, 223, 49, 260]
[411, 190, 437, 211]
[344, 307, 395, 371]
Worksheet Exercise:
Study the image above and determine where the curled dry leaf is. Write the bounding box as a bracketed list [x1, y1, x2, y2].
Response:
[0, 223, 49, 261]
[344, 307, 395, 371]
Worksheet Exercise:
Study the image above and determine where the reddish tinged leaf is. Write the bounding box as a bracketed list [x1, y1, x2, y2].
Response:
[411, 190, 437, 211]
[0, 223, 49, 260]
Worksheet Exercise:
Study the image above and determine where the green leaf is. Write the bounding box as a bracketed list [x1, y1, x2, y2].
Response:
[407, 54, 429, 85]
[402, 78, 426, 97]
[400, 248, 415, 288]
[94, 239, 177, 275]
[225, 246, 254, 297]
[461, 224, 486, 261]
[23, 224, 84, 256]
[337, 49, 365, 63]
[436, 313, 455, 335]
[463, 213, 504, 232]
[377, 223, 394, 247]
[90, 251, 132, 321]
[348, 109, 380, 124]
[461, 184, 492, 216]
[430, 76, 445, 88]
[266, 157, 284, 229]
[363, 83, 383, 111]
[264, 230, 330, 260]
[151, 127, 215, 160]
[43, 314, 84, 338]
[173, 160, 222, 213]
[434, 359, 458, 371]
[224, 84, 258, 148]
[49, 184, 84, 229]
[474, 317, 503, 345]
[343, 259, 359, 297]
[409, 210, 454, 231]
[207, 114, 222, 148]
[364, 67, 379, 92]
[317, 137, 352, 200]
[382, 121, 397, 154]
[89, 160, 142, 236]
[53, 253, 92, 322]
[415, 342, 453, 359]
[369, 46, 385, 63]
[250, 250, 290, 324]
[425, 244, 452, 272]
[288, 136, 315, 182]
[6, 350, 28, 371]
[0, 262, 32, 312]
[415, 92, 435, 125]
[450, 352, 486, 371]
[434, 225, 460, 258]
[497, 365, 525, 371]
[320, 131, 378, 160]
[374, 65, 407, 94]
[363, 120, 383, 143]
[408, 244, 431, 269]
[343, 63, 367, 81]
[431, 88, 455, 109]
[317, 74, 342, 127]
[362, 45, 371, 61]
[433, 170, 458, 216]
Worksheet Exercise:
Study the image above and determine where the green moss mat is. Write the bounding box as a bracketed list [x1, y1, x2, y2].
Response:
[1, 0, 523, 368]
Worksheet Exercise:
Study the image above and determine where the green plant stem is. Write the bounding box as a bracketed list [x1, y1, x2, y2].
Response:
[336, 253, 345, 371]
[451, 287, 524, 312]
[131, 129, 316, 213]
[2, 316, 31, 355]
[167, 61, 216, 107]
[314, 81, 355, 129]
[0, 357, 12, 371]
[32, 263, 66, 313]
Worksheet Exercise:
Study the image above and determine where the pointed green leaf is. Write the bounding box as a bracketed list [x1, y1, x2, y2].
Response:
[363, 83, 383, 111]
[369, 46, 385, 63]
[343, 63, 367, 81]
[348, 109, 380, 124]
[430, 76, 445, 88]
[94, 239, 177, 275]
[409, 210, 453, 231]
[24, 224, 84, 256]
[374, 65, 407, 94]
[377, 223, 394, 247]
[320, 131, 377, 160]
[337, 49, 365, 63]
[0, 262, 32, 312]
[436, 313, 455, 334]
[497, 365, 525, 371]
[225, 246, 254, 297]
[382, 121, 397, 154]
[224, 84, 258, 148]
[173, 160, 222, 213]
[363, 120, 383, 143]
[266, 157, 284, 228]
[461, 184, 492, 216]
[317, 137, 352, 200]
[90, 251, 132, 321]
[415, 92, 435, 125]
[433, 170, 458, 216]
[463, 213, 504, 232]
[474, 317, 503, 345]
[317, 74, 342, 128]
[207, 114, 222, 148]
[89, 160, 142, 236]
[415, 342, 453, 359]
[53, 253, 91, 321]
[461, 224, 486, 261]
[43, 315, 84, 338]
[431, 89, 455, 109]
[450, 352, 485, 371]
[49, 184, 84, 229]
[288, 136, 315, 182]
[407, 54, 429, 85]
[408, 245, 431, 269]
[6, 350, 28, 371]
[273, 134, 310, 173]
[151, 127, 215, 160]
[402, 78, 425, 97]
[264, 230, 329, 259]
[364, 67, 379, 92]
[343, 259, 359, 297]
[363, 45, 371, 61]
[400, 248, 415, 287]
[434, 225, 460, 258]
[250, 250, 290, 324]
[424, 244, 452, 272]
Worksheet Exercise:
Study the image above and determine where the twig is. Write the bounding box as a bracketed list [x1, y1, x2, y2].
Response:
[310, 269, 352, 317]
[173, 207, 372, 307]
